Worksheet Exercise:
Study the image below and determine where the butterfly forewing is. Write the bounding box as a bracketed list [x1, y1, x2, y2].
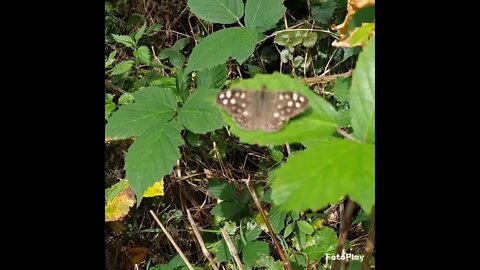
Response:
[216, 88, 309, 132]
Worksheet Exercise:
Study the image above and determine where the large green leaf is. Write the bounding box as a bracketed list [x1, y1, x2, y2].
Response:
[218, 72, 338, 146]
[185, 27, 262, 74]
[244, 0, 286, 32]
[187, 0, 244, 24]
[350, 36, 375, 142]
[271, 140, 375, 213]
[125, 121, 184, 203]
[268, 206, 287, 234]
[311, 0, 337, 25]
[106, 86, 178, 139]
[177, 86, 224, 133]
[242, 240, 270, 268]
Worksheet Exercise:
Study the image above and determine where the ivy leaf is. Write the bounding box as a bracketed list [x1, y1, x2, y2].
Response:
[177, 86, 224, 134]
[187, 0, 244, 24]
[244, 0, 286, 32]
[111, 60, 134, 75]
[125, 121, 184, 203]
[350, 36, 375, 142]
[271, 140, 375, 214]
[106, 86, 178, 139]
[185, 27, 262, 74]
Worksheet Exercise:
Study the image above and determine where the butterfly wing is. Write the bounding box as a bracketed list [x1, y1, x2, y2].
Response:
[260, 90, 310, 132]
[216, 89, 259, 130]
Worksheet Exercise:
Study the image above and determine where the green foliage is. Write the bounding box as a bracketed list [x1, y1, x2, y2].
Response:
[111, 60, 134, 75]
[244, 0, 286, 32]
[242, 240, 270, 268]
[272, 140, 375, 213]
[350, 36, 375, 143]
[185, 27, 262, 74]
[311, 0, 337, 25]
[304, 227, 337, 262]
[187, 0, 244, 24]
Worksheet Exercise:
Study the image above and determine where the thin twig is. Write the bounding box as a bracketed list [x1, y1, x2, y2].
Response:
[362, 206, 375, 270]
[105, 80, 126, 94]
[302, 70, 352, 85]
[332, 198, 356, 270]
[221, 227, 244, 270]
[245, 176, 292, 270]
[149, 210, 195, 270]
[186, 209, 219, 270]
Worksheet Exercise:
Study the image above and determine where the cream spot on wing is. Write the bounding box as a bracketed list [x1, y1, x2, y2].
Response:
[226, 90, 232, 98]
[286, 108, 291, 113]
[230, 98, 236, 104]
[234, 92, 240, 97]
[219, 93, 225, 99]
[287, 101, 293, 107]
[222, 99, 228, 105]
[243, 111, 249, 116]
[299, 96, 305, 102]
[241, 103, 247, 108]
[277, 104, 282, 109]
[284, 94, 290, 99]
[279, 94, 284, 100]
[295, 102, 301, 108]
[293, 93, 298, 100]
[273, 112, 280, 118]
[240, 92, 246, 99]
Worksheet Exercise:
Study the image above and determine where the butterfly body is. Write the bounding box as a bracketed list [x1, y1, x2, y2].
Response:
[216, 88, 309, 132]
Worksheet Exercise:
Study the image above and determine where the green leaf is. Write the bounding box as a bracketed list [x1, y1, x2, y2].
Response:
[302, 32, 318, 48]
[350, 36, 375, 143]
[196, 64, 228, 89]
[304, 227, 337, 261]
[111, 60, 134, 75]
[134, 24, 147, 43]
[311, 0, 337, 25]
[112, 34, 135, 48]
[347, 260, 362, 270]
[268, 206, 287, 234]
[158, 48, 185, 69]
[208, 179, 236, 201]
[218, 73, 338, 146]
[177, 86, 224, 133]
[105, 179, 129, 202]
[271, 140, 375, 214]
[125, 121, 184, 203]
[146, 23, 163, 36]
[176, 69, 190, 102]
[242, 241, 270, 268]
[255, 255, 284, 270]
[345, 23, 375, 47]
[334, 76, 351, 103]
[283, 223, 294, 238]
[244, 223, 262, 242]
[118, 92, 135, 105]
[297, 220, 314, 235]
[105, 103, 115, 119]
[105, 50, 117, 68]
[216, 237, 243, 263]
[187, 0, 244, 24]
[244, 0, 286, 32]
[185, 27, 262, 74]
[173, 38, 189, 51]
[106, 86, 178, 139]
[338, 108, 351, 126]
[211, 201, 243, 219]
[134, 46, 151, 65]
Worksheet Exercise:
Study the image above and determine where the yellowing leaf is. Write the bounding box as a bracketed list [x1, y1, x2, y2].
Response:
[333, 23, 375, 48]
[105, 180, 136, 222]
[143, 179, 164, 197]
[333, 0, 375, 39]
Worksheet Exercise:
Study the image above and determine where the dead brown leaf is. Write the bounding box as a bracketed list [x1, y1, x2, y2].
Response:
[333, 0, 375, 38]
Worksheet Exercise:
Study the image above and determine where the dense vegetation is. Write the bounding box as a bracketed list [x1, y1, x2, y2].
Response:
[105, 0, 375, 269]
